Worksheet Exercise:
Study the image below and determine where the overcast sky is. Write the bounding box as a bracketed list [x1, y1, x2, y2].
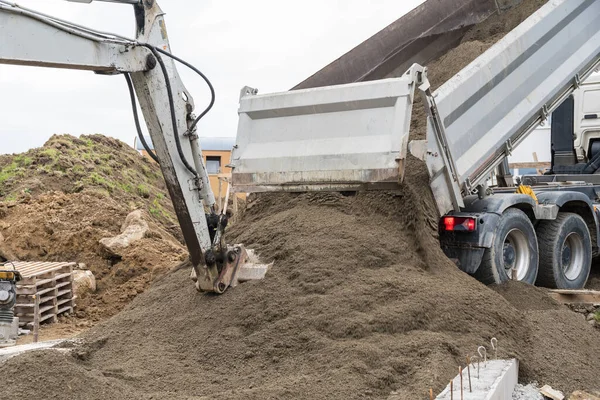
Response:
[0, 0, 425, 155]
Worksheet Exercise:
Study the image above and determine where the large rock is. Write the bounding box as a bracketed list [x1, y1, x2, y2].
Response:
[0, 232, 16, 261]
[99, 210, 149, 258]
[73, 270, 96, 295]
[570, 391, 600, 400]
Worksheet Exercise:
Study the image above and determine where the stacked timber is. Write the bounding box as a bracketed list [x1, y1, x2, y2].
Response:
[9, 261, 76, 328]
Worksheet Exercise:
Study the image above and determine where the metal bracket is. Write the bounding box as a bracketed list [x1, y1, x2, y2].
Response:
[574, 73, 582, 89]
[504, 139, 513, 156]
[540, 105, 550, 122]
[188, 177, 203, 192]
[464, 178, 473, 194]
[477, 183, 489, 200]
[239, 86, 258, 101]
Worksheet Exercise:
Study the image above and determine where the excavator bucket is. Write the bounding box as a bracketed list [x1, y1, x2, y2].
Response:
[231, 65, 423, 193]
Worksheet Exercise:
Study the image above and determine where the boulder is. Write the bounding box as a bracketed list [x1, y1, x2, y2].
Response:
[99, 210, 148, 257]
[72, 270, 96, 295]
[570, 391, 600, 400]
[0, 231, 16, 261]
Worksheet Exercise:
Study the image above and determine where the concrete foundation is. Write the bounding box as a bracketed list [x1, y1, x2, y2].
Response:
[436, 359, 518, 400]
[0, 339, 69, 363]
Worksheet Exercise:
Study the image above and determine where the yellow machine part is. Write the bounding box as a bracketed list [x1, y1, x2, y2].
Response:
[0, 271, 16, 281]
[515, 185, 538, 204]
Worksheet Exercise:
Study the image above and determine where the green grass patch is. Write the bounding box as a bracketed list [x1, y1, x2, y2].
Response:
[141, 165, 158, 179]
[117, 182, 133, 193]
[0, 168, 15, 185]
[39, 148, 59, 160]
[100, 166, 113, 176]
[13, 155, 33, 167]
[0, 160, 22, 185]
[136, 184, 150, 198]
[149, 196, 172, 221]
[3, 193, 17, 202]
[88, 172, 115, 192]
[72, 164, 85, 175]
[36, 165, 52, 175]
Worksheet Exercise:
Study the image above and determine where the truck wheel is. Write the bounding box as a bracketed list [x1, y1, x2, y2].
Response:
[536, 212, 591, 289]
[474, 208, 539, 285]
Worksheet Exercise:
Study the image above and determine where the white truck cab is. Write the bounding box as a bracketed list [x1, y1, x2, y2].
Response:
[574, 71, 600, 162]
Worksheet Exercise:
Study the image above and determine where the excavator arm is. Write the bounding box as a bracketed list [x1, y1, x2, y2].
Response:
[0, 0, 263, 293]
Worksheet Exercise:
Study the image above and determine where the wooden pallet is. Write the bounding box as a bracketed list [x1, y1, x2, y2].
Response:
[9, 261, 77, 328]
[548, 289, 600, 306]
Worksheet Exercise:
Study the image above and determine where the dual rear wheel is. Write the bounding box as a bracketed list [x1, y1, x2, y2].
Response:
[474, 208, 591, 289]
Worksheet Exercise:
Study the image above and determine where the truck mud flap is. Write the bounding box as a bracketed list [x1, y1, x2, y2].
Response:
[442, 246, 486, 274]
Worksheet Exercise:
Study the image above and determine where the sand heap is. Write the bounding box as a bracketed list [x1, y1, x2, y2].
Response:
[1, 1, 599, 399]
[0, 134, 186, 322]
[2, 170, 598, 400]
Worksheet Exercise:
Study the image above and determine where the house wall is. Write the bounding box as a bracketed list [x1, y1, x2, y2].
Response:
[203, 149, 232, 201]
[139, 149, 245, 204]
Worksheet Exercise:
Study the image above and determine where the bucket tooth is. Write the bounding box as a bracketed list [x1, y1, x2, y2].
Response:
[192, 246, 270, 293]
[230, 248, 272, 287]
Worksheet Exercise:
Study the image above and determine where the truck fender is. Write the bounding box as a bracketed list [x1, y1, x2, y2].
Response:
[462, 193, 537, 215]
[461, 194, 537, 249]
[536, 191, 594, 209]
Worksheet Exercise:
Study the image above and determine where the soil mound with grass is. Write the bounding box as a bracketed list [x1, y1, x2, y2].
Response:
[0, 134, 186, 321]
[2, 169, 599, 400]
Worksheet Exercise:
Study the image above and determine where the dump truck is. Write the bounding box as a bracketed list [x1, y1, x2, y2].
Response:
[2, 0, 600, 296]
[230, 0, 600, 290]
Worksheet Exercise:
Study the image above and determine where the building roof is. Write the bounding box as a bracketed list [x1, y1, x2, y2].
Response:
[135, 136, 236, 152]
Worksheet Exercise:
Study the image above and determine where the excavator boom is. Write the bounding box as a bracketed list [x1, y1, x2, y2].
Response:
[0, 0, 267, 294]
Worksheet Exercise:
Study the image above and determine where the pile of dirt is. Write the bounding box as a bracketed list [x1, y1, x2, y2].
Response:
[0, 134, 186, 321]
[492, 281, 600, 390]
[2, 170, 599, 399]
[2, 1, 599, 399]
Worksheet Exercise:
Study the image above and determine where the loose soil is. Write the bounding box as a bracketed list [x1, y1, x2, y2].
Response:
[0, 134, 186, 322]
[1, 1, 599, 399]
[3, 171, 599, 399]
[16, 316, 87, 346]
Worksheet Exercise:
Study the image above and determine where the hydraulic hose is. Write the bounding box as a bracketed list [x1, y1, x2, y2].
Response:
[153, 47, 216, 135]
[124, 73, 160, 164]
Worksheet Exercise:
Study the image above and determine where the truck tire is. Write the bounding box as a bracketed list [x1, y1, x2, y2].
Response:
[474, 208, 539, 285]
[536, 212, 591, 289]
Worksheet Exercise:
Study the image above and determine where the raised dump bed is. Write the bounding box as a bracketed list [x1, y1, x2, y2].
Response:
[11, 261, 76, 328]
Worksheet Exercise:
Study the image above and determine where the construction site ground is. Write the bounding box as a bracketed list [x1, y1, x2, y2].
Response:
[0, 0, 599, 398]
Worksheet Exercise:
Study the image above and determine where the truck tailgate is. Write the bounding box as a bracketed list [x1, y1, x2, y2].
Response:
[231, 66, 422, 192]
